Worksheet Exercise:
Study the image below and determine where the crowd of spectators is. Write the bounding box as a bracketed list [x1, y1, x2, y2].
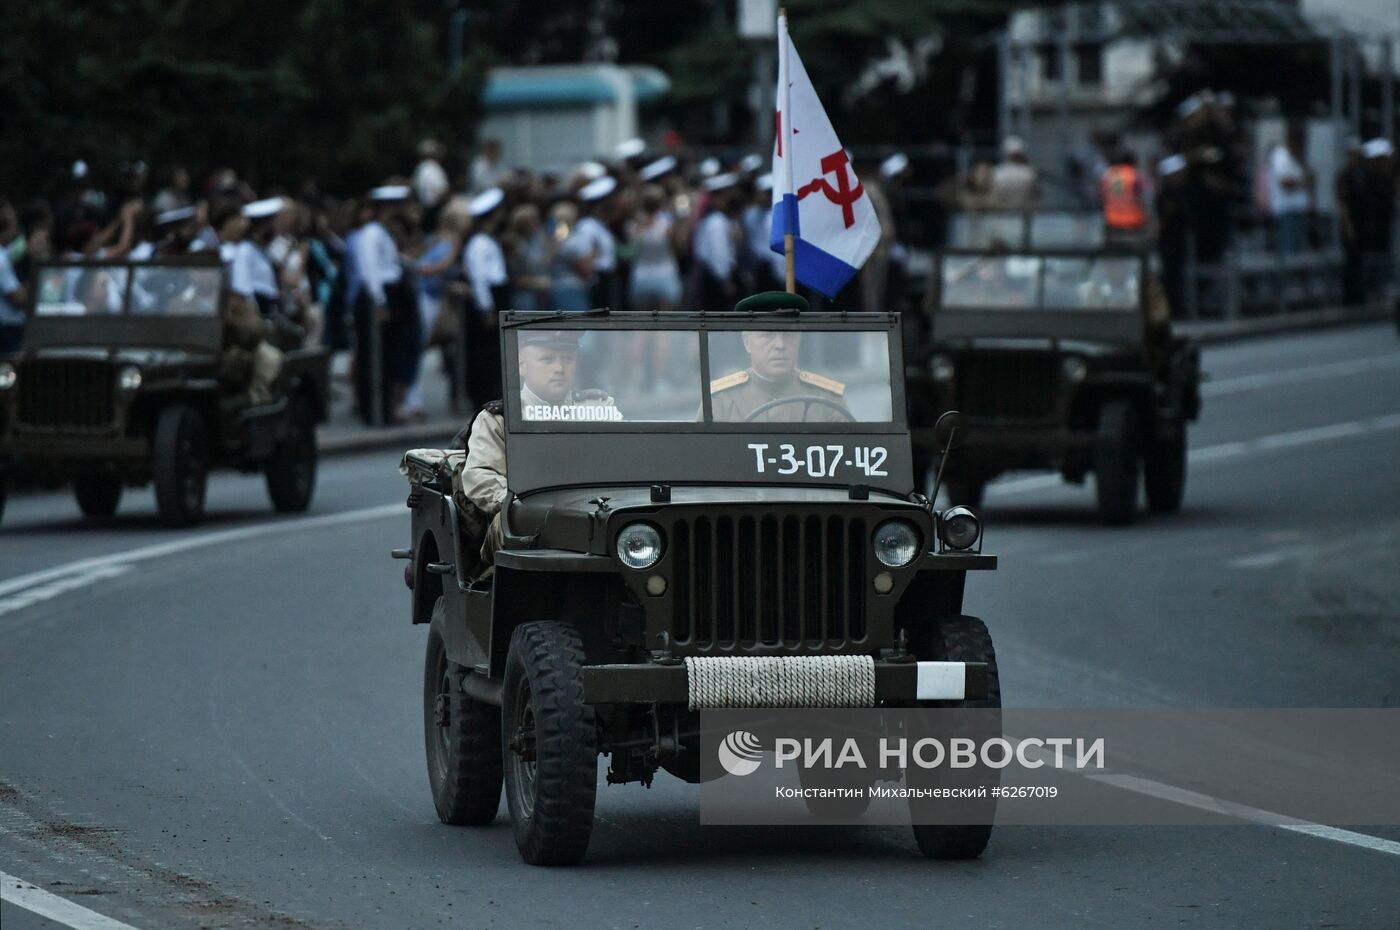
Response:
[0, 138, 912, 425]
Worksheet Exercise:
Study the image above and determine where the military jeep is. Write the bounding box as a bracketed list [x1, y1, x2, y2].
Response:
[0, 256, 328, 527]
[908, 249, 1202, 524]
[397, 303, 999, 866]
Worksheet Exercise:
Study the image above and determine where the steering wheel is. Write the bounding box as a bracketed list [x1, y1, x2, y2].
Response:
[744, 394, 856, 423]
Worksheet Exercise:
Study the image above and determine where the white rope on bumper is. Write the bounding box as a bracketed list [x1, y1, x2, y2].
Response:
[683, 655, 876, 710]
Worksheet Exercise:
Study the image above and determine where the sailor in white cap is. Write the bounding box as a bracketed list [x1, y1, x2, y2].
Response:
[695, 174, 743, 307]
[462, 187, 510, 405]
[231, 197, 287, 316]
[615, 137, 647, 164]
[880, 152, 910, 180]
[638, 156, 678, 183]
[153, 206, 199, 257]
[576, 175, 619, 308]
[351, 185, 414, 423]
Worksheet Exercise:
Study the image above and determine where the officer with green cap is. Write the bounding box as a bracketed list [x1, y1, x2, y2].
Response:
[710, 329, 851, 423]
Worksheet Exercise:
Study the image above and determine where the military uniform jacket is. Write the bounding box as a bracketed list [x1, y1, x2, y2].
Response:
[455, 404, 507, 517]
[709, 369, 849, 423]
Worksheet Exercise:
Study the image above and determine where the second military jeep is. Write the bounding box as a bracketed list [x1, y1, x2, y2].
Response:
[0, 256, 328, 527]
[398, 304, 999, 865]
[908, 249, 1202, 524]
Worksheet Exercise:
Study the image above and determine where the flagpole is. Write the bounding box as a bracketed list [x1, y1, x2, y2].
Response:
[779, 7, 796, 294]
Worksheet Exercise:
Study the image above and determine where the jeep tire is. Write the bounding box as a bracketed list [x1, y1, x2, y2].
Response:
[502, 621, 597, 866]
[1094, 398, 1140, 525]
[908, 615, 1001, 860]
[424, 604, 502, 826]
[152, 404, 208, 527]
[1144, 421, 1187, 514]
[265, 394, 318, 513]
[74, 473, 122, 519]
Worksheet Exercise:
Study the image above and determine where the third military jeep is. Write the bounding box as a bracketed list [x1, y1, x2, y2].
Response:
[908, 249, 1202, 524]
[0, 256, 328, 527]
[398, 305, 999, 865]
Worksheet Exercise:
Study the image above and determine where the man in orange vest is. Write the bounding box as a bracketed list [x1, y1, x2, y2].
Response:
[1100, 151, 1148, 245]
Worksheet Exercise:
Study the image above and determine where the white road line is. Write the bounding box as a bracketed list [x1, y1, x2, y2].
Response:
[0, 869, 141, 930]
[0, 503, 402, 602]
[1089, 774, 1400, 858]
[0, 565, 131, 617]
[1202, 354, 1400, 398]
[987, 412, 1400, 499]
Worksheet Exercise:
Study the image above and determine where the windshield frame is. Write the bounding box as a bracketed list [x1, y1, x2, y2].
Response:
[31, 256, 227, 319]
[500, 311, 907, 436]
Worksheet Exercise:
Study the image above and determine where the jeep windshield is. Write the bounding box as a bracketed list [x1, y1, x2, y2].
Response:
[34, 262, 222, 318]
[505, 322, 896, 430]
[941, 255, 1140, 312]
[502, 312, 913, 497]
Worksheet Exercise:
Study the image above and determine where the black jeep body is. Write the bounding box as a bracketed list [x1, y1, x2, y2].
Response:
[0, 256, 329, 526]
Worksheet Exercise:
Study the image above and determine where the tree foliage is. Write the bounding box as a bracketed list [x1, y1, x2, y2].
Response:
[2, 0, 484, 196]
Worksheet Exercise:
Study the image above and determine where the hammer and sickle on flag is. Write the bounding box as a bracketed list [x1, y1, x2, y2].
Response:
[770, 10, 882, 298]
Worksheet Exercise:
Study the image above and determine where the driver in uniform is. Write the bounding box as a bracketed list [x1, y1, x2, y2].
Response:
[452, 330, 616, 571]
[710, 330, 850, 422]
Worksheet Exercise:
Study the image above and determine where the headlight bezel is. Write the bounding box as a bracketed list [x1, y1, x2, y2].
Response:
[615, 522, 665, 570]
[872, 519, 921, 568]
[0, 362, 15, 391]
[939, 505, 981, 552]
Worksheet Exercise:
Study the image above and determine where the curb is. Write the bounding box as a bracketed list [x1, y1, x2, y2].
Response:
[318, 418, 461, 458]
[1177, 304, 1393, 345]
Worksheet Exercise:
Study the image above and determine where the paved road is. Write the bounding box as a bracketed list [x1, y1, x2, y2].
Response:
[2, 324, 1399, 929]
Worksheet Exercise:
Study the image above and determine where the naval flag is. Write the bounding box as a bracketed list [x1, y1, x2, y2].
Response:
[770, 10, 882, 298]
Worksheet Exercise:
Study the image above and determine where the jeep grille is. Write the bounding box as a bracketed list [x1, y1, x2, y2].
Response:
[17, 359, 117, 430]
[669, 513, 868, 653]
[955, 352, 1058, 420]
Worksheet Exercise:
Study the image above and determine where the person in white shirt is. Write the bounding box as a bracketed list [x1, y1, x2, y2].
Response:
[0, 202, 28, 354]
[463, 187, 510, 407]
[470, 139, 509, 193]
[575, 175, 618, 308]
[695, 175, 742, 308]
[1268, 127, 1312, 256]
[231, 198, 285, 318]
[352, 186, 417, 425]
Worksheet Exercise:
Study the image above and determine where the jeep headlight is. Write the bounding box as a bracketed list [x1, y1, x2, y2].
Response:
[873, 520, 920, 568]
[930, 353, 955, 382]
[117, 365, 142, 392]
[616, 522, 664, 570]
[940, 506, 980, 551]
[0, 362, 15, 391]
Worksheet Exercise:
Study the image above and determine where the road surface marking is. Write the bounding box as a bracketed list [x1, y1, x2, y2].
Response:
[1228, 546, 1311, 569]
[1088, 774, 1400, 858]
[987, 412, 1400, 499]
[0, 565, 131, 617]
[0, 503, 402, 604]
[1203, 354, 1400, 398]
[0, 869, 141, 930]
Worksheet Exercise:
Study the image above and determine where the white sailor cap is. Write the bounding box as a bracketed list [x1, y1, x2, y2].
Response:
[881, 152, 910, 178]
[698, 157, 721, 178]
[72, 159, 89, 180]
[738, 153, 764, 174]
[1157, 154, 1187, 177]
[579, 175, 618, 202]
[1176, 94, 1204, 119]
[242, 197, 286, 220]
[1364, 138, 1394, 159]
[754, 173, 774, 192]
[703, 172, 739, 193]
[639, 155, 678, 182]
[469, 187, 505, 218]
[371, 185, 410, 202]
[155, 206, 196, 226]
[614, 137, 646, 160]
[576, 160, 608, 181]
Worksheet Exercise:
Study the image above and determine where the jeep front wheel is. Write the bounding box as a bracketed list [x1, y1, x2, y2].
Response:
[74, 473, 122, 519]
[502, 621, 597, 866]
[424, 607, 502, 825]
[152, 404, 209, 527]
[908, 615, 1001, 860]
[265, 394, 318, 513]
[1094, 399, 1140, 525]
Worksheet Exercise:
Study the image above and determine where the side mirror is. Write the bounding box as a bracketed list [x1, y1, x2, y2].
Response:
[929, 410, 965, 505]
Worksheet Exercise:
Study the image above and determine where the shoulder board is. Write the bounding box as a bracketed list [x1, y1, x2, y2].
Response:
[482, 399, 504, 415]
[710, 370, 749, 393]
[799, 371, 845, 395]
